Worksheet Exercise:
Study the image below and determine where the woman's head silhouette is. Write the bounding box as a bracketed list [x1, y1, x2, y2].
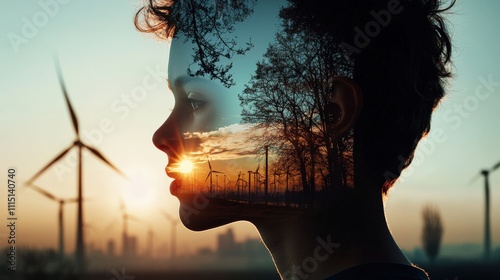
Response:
[137, 0, 454, 278]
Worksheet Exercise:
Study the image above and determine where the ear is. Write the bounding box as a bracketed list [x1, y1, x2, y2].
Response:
[328, 76, 363, 139]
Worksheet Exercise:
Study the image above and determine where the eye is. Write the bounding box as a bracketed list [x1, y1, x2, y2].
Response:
[187, 91, 207, 111]
[189, 98, 206, 111]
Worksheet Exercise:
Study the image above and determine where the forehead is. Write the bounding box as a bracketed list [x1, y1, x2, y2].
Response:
[169, 0, 287, 88]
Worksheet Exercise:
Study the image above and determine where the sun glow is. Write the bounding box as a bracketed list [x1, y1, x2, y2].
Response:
[177, 159, 194, 174]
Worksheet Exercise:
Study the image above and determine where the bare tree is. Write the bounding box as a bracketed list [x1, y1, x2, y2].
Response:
[172, 0, 256, 87]
[239, 15, 354, 204]
[422, 205, 444, 263]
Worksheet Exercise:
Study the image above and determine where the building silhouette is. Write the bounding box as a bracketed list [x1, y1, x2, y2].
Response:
[217, 228, 238, 258]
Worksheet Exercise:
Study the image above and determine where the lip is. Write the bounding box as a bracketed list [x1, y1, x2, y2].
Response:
[165, 161, 180, 178]
[164, 161, 181, 195]
[165, 169, 179, 180]
[170, 179, 181, 196]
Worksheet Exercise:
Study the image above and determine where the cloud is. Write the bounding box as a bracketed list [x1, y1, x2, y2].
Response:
[184, 123, 267, 161]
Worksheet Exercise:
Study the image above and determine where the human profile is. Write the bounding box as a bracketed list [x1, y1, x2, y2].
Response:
[136, 0, 454, 279]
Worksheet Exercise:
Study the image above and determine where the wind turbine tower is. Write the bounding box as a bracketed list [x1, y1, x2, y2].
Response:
[27, 58, 125, 272]
[471, 160, 500, 260]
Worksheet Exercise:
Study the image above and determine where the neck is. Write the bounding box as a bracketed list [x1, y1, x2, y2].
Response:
[253, 188, 410, 280]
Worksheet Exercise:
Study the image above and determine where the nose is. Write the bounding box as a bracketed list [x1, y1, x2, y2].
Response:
[152, 109, 184, 161]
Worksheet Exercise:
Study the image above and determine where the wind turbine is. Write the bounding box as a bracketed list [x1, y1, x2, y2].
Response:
[26, 183, 78, 258]
[272, 171, 282, 205]
[223, 174, 231, 195]
[247, 170, 253, 198]
[26, 57, 125, 272]
[265, 146, 269, 204]
[235, 171, 247, 199]
[161, 211, 179, 269]
[205, 158, 224, 193]
[273, 171, 282, 194]
[119, 198, 143, 257]
[253, 164, 263, 195]
[469, 160, 500, 260]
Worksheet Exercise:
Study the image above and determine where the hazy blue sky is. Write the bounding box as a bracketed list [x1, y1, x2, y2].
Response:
[1, 0, 499, 256]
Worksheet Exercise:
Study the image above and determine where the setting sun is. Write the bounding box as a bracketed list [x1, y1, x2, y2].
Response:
[178, 159, 194, 174]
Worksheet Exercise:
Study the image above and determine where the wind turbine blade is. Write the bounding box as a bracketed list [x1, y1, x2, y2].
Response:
[84, 145, 125, 177]
[54, 56, 80, 137]
[467, 173, 482, 186]
[27, 145, 74, 184]
[207, 158, 212, 171]
[205, 171, 212, 182]
[255, 164, 260, 173]
[213, 171, 224, 174]
[491, 161, 500, 172]
[28, 184, 57, 201]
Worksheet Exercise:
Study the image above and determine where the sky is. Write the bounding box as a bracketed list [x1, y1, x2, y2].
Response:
[1, 0, 500, 259]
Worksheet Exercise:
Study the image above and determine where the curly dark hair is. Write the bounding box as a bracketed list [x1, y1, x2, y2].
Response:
[136, 0, 454, 194]
[135, 0, 176, 38]
[366, 0, 454, 193]
[279, 0, 454, 193]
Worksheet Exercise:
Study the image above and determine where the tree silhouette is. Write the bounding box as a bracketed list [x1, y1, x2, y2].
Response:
[172, 0, 256, 87]
[422, 205, 444, 263]
[239, 14, 354, 202]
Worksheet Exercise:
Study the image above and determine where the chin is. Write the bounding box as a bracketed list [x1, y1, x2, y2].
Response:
[175, 194, 247, 231]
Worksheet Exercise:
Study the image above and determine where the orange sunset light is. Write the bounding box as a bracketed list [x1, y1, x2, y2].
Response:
[177, 159, 194, 174]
